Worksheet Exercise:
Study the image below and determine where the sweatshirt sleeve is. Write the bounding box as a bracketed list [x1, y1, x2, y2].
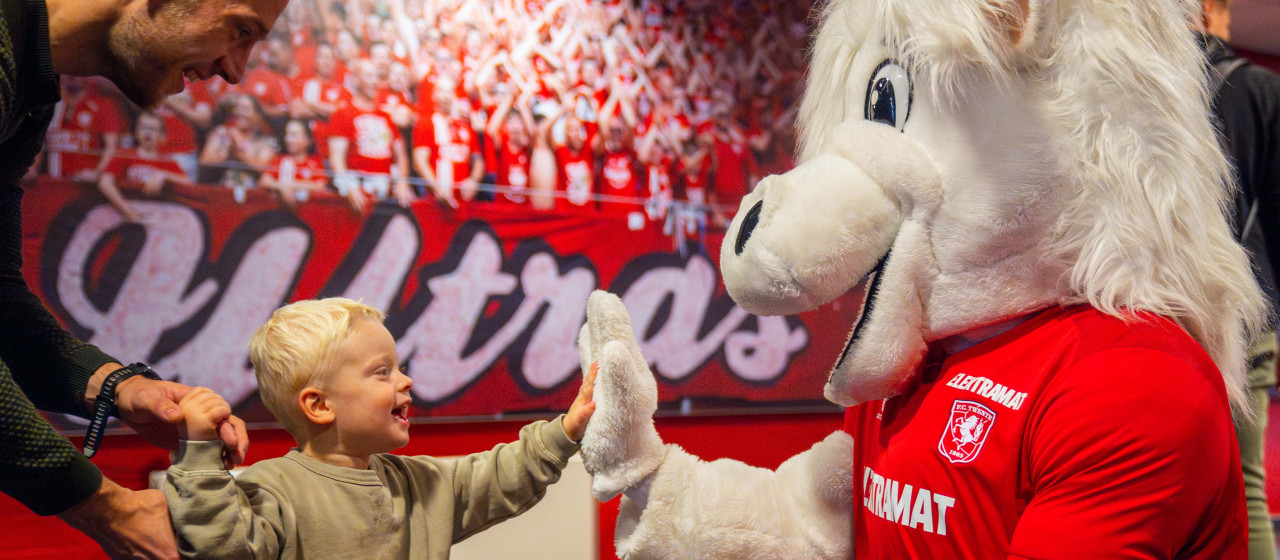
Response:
[165, 440, 290, 560]
[448, 415, 580, 541]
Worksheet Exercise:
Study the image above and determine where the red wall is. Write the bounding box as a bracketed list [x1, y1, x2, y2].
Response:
[0, 411, 845, 559]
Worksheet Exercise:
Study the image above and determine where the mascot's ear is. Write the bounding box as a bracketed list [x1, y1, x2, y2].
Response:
[991, 0, 1035, 49]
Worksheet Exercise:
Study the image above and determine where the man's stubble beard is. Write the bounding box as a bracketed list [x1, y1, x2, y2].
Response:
[103, 2, 194, 109]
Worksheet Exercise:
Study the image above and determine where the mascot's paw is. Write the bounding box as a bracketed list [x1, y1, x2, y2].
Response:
[579, 291, 667, 501]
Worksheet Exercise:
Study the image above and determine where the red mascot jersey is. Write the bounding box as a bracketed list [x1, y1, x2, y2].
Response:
[846, 305, 1246, 559]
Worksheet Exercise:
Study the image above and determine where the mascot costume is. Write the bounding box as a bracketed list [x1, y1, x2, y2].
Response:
[577, 0, 1268, 557]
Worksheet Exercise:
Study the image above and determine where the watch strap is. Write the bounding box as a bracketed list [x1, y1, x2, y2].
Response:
[82, 363, 160, 458]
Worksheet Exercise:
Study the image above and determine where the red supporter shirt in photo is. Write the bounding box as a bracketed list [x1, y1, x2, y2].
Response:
[846, 305, 1247, 559]
[263, 153, 326, 184]
[300, 77, 350, 108]
[103, 149, 186, 186]
[679, 156, 709, 205]
[555, 145, 595, 211]
[154, 107, 198, 154]
[600, 150, 641, 214]
[494, 139, 531, 205]
[44, 91, 126, 178]
[376, 88, 411, 116]
[327, 106, 400, 175]
[239, 65, 295, 110]
[644, 155, 674, 218]
[412, 113, 479, 186]
[711, 137, 757, 208]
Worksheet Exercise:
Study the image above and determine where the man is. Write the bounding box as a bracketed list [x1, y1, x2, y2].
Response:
[1201, 2, 1280, 558]
[412, 75, 483, 207]
[0, 0, 286, 558]
[328, 58, 414, 212]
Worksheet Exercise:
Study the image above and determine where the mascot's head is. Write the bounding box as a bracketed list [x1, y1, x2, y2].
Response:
[721, 0, 1267, 413]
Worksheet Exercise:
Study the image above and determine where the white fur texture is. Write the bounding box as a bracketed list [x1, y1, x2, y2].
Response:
[578, 291, 667, 501]
[580, 0, 1266, 557]
[614, 434, 854, 560]
[723, 0, 1265, 414]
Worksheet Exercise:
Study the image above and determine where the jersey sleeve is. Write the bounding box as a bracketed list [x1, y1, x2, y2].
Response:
[1008, 348, 1245, 559]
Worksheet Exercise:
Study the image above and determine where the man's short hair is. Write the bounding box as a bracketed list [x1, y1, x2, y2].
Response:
[248, 298, 387, 437]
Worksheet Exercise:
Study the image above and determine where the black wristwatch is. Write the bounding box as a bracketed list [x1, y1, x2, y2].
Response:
[82, 363, 161, 458]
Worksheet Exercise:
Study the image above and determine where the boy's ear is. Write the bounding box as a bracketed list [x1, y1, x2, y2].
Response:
[299, 387, 335, 425]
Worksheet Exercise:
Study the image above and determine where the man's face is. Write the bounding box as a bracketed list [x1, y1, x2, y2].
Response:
[109, 0, 288, 108]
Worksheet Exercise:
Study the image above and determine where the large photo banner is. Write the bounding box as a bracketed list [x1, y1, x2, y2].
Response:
[24, 180, 855, 428]
[26, 0, 833, 429]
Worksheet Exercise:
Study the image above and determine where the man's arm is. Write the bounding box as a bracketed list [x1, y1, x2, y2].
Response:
[0, 185, 117, 414]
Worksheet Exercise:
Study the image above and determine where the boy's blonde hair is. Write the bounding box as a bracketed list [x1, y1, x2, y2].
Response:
[249, 298, 386, 437]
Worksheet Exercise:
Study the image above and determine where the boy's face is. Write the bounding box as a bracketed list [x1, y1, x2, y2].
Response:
[322, 316, 413, 456]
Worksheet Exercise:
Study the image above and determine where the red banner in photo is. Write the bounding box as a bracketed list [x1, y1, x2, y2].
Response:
[23, 179, 855, 428]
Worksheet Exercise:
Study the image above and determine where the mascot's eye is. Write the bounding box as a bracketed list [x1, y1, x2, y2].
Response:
[864, 60, 911, 131]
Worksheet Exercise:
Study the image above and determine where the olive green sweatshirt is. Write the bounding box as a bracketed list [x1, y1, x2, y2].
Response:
[166, 417, 581, 560]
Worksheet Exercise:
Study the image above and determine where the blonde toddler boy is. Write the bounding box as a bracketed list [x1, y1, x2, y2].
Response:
[164, 297, 596, 559]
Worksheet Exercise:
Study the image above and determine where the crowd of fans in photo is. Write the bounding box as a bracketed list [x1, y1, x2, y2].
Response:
[31, 0, 813, 234]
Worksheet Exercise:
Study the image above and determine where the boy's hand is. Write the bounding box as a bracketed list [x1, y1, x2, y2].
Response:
[177, 388, 232, 442]
[562, 362, 598, 441]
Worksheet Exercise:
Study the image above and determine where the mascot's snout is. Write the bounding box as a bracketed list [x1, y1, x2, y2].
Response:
[721, 120, 942, 332]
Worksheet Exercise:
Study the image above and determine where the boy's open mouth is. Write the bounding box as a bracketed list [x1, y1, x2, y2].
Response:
[392, 404, 410, 425]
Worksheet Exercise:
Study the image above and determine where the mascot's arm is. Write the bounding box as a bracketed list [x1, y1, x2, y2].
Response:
[1008, 350, 1239, 558]
[579, 291, 852, 560]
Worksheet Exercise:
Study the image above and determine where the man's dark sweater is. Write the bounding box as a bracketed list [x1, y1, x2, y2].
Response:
[0, 0, 119, 516]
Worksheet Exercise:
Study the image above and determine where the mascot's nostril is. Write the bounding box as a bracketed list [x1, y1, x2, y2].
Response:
[734, 200, 764, 256]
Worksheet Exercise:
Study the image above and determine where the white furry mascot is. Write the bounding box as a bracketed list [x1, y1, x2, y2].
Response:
[577, 0, 1268, 557]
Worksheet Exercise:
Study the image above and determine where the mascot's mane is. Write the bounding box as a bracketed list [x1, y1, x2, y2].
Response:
[798, 0, 1267, 415]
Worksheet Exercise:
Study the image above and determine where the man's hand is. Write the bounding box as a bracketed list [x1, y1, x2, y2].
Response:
[562, 362, 598, 441]
[57, 478, 178, 560]
[110, 374, 249, 468]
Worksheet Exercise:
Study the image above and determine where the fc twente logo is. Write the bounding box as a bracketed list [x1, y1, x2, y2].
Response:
[938, 400, 996, 464]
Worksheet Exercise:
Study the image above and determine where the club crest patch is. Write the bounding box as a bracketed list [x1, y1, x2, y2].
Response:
[938, 400, 996, 464]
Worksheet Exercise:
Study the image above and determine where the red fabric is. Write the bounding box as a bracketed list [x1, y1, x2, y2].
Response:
[411, 113, 479, 185]
[375, 88, 411, 115]
[599, 150, 641, 214]
[238, 66, 294, 109]
[153, 109, 198, 155]
[555, 145, 595, 211]
[102, 150, 186, 186]
[710, 138, 757, 208]
[679, 156, 709, 204]
[262, 154, 327, 183]
[493, 140, 532, 205]
[849, 305, 1248, 559]
[327, 106, 401, 175]
[44, 92, 126, 178]
[21, 177, 858, 422]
